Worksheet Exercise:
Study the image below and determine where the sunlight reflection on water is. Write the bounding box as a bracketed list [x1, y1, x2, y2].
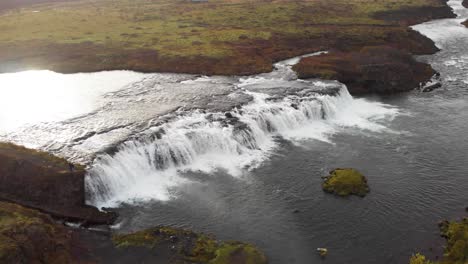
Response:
[0, 70, 145, 133]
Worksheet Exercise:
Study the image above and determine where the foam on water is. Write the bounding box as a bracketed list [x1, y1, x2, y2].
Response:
[412, 0, 468, 49]
[86, 85, 398, 208]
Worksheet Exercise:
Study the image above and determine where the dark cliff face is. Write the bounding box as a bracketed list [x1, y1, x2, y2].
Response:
[293, 46, 436, 95]
[0, 143, 115, 225]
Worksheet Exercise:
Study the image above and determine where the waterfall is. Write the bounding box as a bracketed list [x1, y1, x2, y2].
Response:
[86, 85, 398, 208]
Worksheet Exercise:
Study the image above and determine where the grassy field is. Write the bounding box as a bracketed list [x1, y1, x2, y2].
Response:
[0, 0, 453, 74]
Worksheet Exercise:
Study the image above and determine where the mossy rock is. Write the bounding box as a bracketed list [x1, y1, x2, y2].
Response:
[0, 201, 74, 264]
[112, 226, 268, 264]
[409, 218, 468, 264]
[322, 168, 370, 197]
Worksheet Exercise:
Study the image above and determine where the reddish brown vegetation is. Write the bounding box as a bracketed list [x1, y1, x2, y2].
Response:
[293, 46, 436, 94]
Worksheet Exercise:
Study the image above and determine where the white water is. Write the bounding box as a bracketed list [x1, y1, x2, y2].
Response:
[87, 84, 399, 208]
[412, 0, 468, 49]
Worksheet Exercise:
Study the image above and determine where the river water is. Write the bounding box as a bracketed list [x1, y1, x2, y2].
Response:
[0, 1, 467, 263]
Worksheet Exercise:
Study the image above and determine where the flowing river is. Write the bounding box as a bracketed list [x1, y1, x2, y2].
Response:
[0, 1, 467, 263]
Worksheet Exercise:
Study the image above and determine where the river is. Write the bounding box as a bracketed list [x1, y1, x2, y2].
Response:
[0, 1, 467, 263]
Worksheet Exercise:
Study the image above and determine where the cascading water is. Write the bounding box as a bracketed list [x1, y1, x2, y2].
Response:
[86, 84, 399, 208]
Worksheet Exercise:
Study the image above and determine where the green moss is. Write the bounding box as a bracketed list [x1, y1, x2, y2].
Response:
[112, 226, 193, 248]
[189, 234, 218, 262]
[410, 218, 468, 264]
[439, 218, 468, 263]
[409, 253, 434, 264]
[210, 241, 268, 264]
[322, 168, 370, 197]
[113, 226, 267, 263]
[0, 201, 73, 263]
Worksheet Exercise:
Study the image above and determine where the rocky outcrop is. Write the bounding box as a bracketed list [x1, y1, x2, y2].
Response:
[463, 19, 468, 28]
[0, 203, 268, 264]
[111, 226, 268, 264]
[463, 0, 468, 9]
[0, 201, 83, 263]
[322, 168, 370, 197]
[0, 143, 116, 225]
[293, 46, 436, 95]
[410, 217, 468, 264]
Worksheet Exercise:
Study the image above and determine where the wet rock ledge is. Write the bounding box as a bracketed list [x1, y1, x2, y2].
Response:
[0, 143, 268, 263]
[0, 143, 116, 225]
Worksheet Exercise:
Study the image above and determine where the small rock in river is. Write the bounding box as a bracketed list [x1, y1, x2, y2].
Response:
[317, 248, 328, 257]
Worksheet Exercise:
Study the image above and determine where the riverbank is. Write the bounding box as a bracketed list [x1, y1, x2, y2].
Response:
[0, 0, 455, 80]
[0, 143, 268, 263]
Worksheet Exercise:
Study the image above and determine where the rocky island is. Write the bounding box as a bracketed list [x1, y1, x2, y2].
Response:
[322, 168, 370, 197]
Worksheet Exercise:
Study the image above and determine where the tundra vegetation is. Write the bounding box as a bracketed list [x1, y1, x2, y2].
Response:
[0, 0, 454, 75]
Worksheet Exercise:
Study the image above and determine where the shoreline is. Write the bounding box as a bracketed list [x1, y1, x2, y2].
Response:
[0, 0, 456, 82]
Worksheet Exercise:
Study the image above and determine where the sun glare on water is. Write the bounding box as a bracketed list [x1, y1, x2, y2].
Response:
[0, 70, 144, 133]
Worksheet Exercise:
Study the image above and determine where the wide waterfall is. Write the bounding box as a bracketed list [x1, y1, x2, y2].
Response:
[86, 85, 398, 208]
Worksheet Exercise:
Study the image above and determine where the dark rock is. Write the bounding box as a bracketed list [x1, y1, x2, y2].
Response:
[293, 209, 301, 213]
[0, 143, 116, 226]
[224, 112, 234, 118]
[293, 46, 437, 95]
[463, 0, 468, 9]
[422, 82, 442, 92]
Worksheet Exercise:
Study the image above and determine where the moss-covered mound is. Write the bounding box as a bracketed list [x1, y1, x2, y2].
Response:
[322, 168, 370, 197]
[113, 226, 268, 264]
[409, 218, 468, 264]
[0, 201, 75, 263]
